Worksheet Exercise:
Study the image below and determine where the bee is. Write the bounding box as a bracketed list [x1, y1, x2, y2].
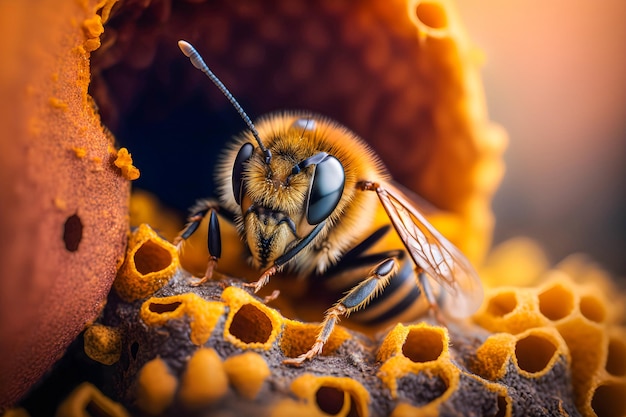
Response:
[176, 40, 483, 366]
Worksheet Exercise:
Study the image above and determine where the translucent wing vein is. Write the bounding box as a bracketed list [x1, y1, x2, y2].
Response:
[374, 183, 483, 318]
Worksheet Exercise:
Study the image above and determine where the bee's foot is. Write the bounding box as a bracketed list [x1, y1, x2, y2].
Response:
[263, 290, 280, 304]
[242, 281, 260, 291]
[189, 275, 210, 287]
[243, 267, 276, 293]
[282, 341, 324, 367]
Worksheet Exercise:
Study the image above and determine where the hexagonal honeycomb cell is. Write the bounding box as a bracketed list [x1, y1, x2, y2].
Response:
[537, 282, 576, 321]
[281, 320, 351, 359]
[140, 293, 225, 346]
[221, 287, 284, 350]
[513, 328, 567, 377]
[114, 224, 180, 302]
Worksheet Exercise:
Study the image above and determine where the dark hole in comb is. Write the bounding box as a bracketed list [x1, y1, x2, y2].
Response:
[316, 385, 344, 415]
[493, 395, 508, 417]
[402, 327, 444, 363]
[63, 214, 83, 252]
[229, 304, 273, 344]
[148, 301, 181, 314]
[134, 239, 172, 275]
[130, 341, 139, 360]
[515, 334, 557, 373]
[591, 383, 626, 417]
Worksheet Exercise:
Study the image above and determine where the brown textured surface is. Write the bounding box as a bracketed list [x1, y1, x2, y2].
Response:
[0, 0, 129, 408]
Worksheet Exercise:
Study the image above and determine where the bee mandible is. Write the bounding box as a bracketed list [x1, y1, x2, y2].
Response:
[175, 40, 483, 366]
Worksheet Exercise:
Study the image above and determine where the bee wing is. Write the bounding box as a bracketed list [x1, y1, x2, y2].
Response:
[374, 182, 483, 318]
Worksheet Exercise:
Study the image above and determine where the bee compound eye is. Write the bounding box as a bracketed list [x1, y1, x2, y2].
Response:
[306, 156, 345, 225]
[232, 143, 254, 205]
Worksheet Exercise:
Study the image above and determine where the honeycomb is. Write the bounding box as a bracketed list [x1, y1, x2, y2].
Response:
[474, 271, 626, 417]
[72, 225, 624, 416]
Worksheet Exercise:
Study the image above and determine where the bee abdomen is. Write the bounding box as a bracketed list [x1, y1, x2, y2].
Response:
[321, 252, 426, 327]
[351, 258, 424, 326]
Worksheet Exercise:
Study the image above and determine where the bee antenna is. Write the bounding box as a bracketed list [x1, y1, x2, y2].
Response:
[178, 40, 272, 164]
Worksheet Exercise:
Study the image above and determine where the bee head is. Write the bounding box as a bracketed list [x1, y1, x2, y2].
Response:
[178, 41, 346, 269]
[231, 117, 345, 269]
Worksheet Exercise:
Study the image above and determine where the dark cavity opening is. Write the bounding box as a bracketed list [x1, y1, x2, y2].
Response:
[63, 213, 83, 252]
[538, 283, 574, 320]
[316, 386, 344, 415]
[579, 294, 606, 323]
[402, 327, 444, 363]
[493, 395, 508, 417]
[228, 304, 273, 344]
[130, 341, 139, 360]
[591, 383, 626, 417]
[148, 301, 182, 314]
[515, 334, 557, 374]
[133, 239, 172, 275]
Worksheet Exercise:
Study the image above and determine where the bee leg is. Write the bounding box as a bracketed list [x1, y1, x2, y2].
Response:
[282, 305, 345, 366]
[418, 272, 446, 324]
[242, 269, 281, 304]
[243, 265, 277, 293]
[242, 270, 282, 305]
[174, 200, 223, 286]
[245, 220, 327, 294]
[190, 209, 222, 286]
[173, 207, 210, 251]
[283, 258, 398, 366]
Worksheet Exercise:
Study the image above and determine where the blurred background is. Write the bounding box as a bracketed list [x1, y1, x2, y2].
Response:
[456, 0, 626, 276]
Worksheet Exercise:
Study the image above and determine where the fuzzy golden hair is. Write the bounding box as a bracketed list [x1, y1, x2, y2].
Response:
[215, 111, 391, 274]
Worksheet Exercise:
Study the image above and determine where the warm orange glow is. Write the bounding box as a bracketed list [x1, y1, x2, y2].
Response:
[455, 1, 626, 275]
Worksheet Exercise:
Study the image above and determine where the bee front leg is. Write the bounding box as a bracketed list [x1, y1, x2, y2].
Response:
[175, 200, 222, 286]
[243, 265, 277, 293]
[244, 221, 327, 294]
[283, 257, 398, 366]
